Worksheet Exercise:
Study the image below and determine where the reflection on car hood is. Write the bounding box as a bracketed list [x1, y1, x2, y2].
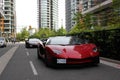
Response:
[46, 44, 96, 59]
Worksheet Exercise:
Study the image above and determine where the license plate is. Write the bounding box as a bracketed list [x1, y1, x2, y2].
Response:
[57, 59, 66, 64]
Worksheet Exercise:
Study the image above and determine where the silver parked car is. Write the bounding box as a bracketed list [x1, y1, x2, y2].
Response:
[0, 37, 7, 47]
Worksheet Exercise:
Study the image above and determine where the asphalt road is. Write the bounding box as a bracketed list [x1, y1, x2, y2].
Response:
[0, 43, 120, 80]
[0, 43, 14, 57]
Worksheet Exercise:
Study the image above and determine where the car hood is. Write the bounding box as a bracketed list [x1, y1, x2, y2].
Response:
[46, 44, 97, 59]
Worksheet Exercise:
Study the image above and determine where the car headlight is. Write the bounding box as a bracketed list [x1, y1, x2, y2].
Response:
[93, 47, 98, 52]
[53, 50, 62, 54]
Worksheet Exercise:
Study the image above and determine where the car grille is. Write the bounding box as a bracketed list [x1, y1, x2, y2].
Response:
[67, 58, 93, 64]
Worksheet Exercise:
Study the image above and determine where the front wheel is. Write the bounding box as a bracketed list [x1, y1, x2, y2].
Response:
[37, 47, 41, 59]
[45, 54, 50, 67]
[44, 54, 53, 67]
[93, 56, 100, 66]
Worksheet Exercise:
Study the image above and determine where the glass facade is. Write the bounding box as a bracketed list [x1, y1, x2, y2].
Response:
[38, 0, 58, 30]
[65, 0, 71, 32]
[41, 0, 48, 27]
[65, 0, 80, 32]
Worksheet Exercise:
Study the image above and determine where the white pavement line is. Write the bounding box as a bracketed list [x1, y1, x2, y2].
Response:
[0, 46, 19, 75]
[26, 52, 30, 56]
[100, 60, 120, 69]
[29, 61, 38, 76]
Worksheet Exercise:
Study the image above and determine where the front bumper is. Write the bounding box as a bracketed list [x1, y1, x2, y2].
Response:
[0, 43, 5, 47]
[49, 56, 100, 67]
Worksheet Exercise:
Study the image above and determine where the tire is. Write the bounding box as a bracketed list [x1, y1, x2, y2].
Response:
[37, 48, 41, 59]
[4, 44, 7, 47]
[93, 56, 100, 66]
[44, 54, 56, 67]
[45, 54, 51, 67]
[26, 44, 29, 48]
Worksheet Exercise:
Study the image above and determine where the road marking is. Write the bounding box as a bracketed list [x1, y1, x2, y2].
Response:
[29, 61, 38, 76]
[100, 60, 120, 69]
[0, 46, 19, 75]
[26, 52, 30, 56]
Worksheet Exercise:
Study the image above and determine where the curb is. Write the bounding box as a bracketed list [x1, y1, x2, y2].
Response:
[100, 57, 120, 64]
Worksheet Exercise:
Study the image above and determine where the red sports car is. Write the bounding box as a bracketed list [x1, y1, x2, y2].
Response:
[37, 36, 99, 67]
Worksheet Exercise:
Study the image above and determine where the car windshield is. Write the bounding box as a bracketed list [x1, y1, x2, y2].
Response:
[46, 36, 89, 45]
[29, 38, 40, 42]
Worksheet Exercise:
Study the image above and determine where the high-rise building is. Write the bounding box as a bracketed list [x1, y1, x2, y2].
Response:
[3, 0, 16, 37]
[65, 0, 80, 32]
[65, 0, 71, 32]
[0, 16, 4, 36]
[0, 0, 4, 16]
[0, 0, 4, 36]
[79, 0, 107, 12]
[79, 0, 113, 27]
[37, 0, 58, 30]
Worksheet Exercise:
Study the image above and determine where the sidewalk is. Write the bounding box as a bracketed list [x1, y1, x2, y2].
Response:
[100, 57, 120, 69]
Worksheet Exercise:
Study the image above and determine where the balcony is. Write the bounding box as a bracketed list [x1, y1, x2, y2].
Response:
[82, 0, 112, 14]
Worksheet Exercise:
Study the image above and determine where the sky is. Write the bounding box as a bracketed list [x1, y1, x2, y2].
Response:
[16, 0, 37, 32]
[16, 0, 65, 33]
[58, 0, 65, 29]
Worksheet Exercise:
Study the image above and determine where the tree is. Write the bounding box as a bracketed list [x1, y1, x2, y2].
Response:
[111, 0, 120, 26]
[83, 13, 92, 29]
[30, 28, 55, 39]
[72, 12, 83, 29]
[56, 27, 67, 36]
[113, 0, 120, 8]
[16, 33, 22, 41]
[70, 12, 92, 34]
[16, 27, 29, 41]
